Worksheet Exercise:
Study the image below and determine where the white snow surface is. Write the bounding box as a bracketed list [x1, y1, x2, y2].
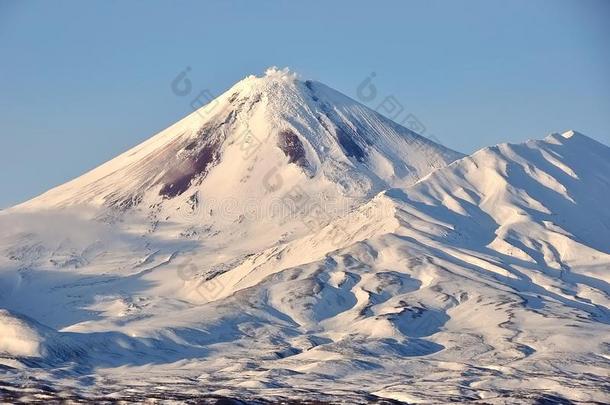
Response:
[0, 70, 608, 403]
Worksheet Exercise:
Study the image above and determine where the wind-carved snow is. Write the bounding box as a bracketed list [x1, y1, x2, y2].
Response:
[0, 68, 608, 403]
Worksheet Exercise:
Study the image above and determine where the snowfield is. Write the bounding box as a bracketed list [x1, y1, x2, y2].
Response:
[0, 69, 608, 404]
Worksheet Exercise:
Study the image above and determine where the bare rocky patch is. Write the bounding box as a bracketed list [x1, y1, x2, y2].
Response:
[278, 130, 311, 170]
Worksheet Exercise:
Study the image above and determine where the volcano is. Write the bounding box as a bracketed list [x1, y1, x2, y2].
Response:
[0, 69, 608, 404]
[21, 67, 460, 210]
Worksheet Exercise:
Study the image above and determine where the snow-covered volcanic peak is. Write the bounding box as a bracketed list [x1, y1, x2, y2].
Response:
[18, 67, 461, 217]
[1, 66, 609, 402]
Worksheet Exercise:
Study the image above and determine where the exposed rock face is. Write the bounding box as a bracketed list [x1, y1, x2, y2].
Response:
[277, 129, 310, 170]
[158, 139, 223, 198]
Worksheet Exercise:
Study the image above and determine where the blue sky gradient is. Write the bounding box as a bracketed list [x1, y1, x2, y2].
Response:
[1, 0, 609, 208]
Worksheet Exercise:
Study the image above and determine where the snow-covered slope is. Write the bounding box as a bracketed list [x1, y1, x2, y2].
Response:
[0, 68, 608, 403]
[9, 68, 461, 272]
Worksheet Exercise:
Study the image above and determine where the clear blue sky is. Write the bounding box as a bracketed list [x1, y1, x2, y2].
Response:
[1, 0, 609, 208]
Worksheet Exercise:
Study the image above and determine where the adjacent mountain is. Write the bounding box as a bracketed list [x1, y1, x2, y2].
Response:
[0, 69, 608, 404]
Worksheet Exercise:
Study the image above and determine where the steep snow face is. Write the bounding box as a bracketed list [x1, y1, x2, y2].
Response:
[18, 67, 461, 213]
